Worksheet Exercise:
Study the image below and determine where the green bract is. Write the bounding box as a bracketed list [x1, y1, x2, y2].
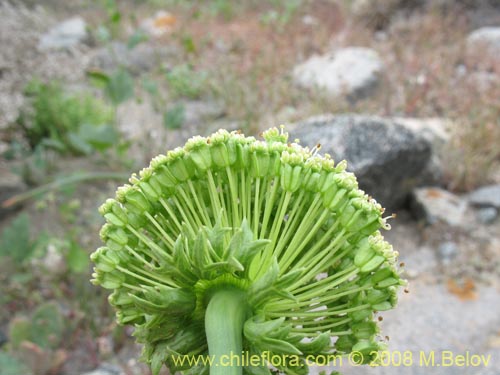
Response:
[91, 127, 405, 375]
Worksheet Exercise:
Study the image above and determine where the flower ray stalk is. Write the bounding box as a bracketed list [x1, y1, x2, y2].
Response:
[91, 127, 406, 375]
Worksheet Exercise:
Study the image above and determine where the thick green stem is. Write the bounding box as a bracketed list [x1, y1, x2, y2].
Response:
[205, 288, 248, 375]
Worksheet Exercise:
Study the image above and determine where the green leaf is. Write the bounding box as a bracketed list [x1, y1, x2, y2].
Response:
[31, 302, 64, 349]
[110, 10, 121, 24]
[66, 131, 93, 155]
[8, 317, 32, 349]
[0, 352, 32, 375]
[181, 35, 197, 54]
[163, 104, 185, 129]
[142, 78, 159, 96]
[105, 69, 134, 105]
[227, 219, 270, 269]
[87, 70, 110, 89]
[67, 242, 89, 273]
[128, 30, 149, 49]
[76, 123, 119, 152]
[0, 213, 32, 264]
[95, 25, 111, 43]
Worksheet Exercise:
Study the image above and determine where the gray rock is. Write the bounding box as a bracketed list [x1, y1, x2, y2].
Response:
[289, 114, 432, 209]
[412, 187, 468, 227]
[468, 184, 500, 208]
[395, 117, 452, 185]
[438, 241, 459, 264]
[181, 100, 225, 126]
[476, 207, 498, 224]
[88, 42, 178, 75]
[466, 27, 500, 60]
[38, 17, 87, 50]
[292, 47, 384, 100]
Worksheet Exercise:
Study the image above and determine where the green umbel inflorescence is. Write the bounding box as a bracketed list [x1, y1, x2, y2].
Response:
[91, 127, 405, 375]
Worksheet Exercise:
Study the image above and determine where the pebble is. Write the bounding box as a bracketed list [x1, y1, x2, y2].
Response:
[438, 241, 459, 264]
[476, 207, 498, 224]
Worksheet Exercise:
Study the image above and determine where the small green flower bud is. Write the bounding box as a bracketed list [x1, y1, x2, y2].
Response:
[116, 309, 143, 324]
[92, 247, 117, 272]
[352, 340, 380, 361]
[123, 188, 152, 214]
[352, 321, 378, 340]
[98, 271, 126, 289]
[186, 136, 212, 172]
[353, 238, 373, 267]
[167, 148, 194, 182]
[262, 126, 288, 144]
[372, 267, 401, 288]
[209, 130, 232, 168]
[281, 152, 305, 192]
[151, 165, 178, 191]
[365, 287, 397, 311]
[104, 213, 126, 227]
[250, 142, 270, 178]
[106, 227, 128, 246]
[349, 308, 373, 322]
[109, 290, 135, 306]
[334, 335, 356, 353]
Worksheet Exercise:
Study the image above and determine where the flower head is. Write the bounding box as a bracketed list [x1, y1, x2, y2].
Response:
[91, 127, 405, 375]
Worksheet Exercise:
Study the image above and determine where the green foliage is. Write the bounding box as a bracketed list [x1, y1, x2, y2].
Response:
[127, 30, 149, 49]
[260, 0, 301, 28]
[8, 302, 64, 350]
[66, 241, 90, 274]
[0, 213, 33, 264]
[19, 80, 116, 156]
[105, 69, 135, 106]
[165, 64, 208, 99]
[31, 303, 64, 349]
[8, 318, 32, 348]
[163, 104, 185, 129]
[88, 69, 135, 106]
[0, 352, 32, 375]
[99, 0, 122, 40]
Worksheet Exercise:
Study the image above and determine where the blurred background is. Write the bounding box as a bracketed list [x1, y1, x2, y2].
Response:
[0, 0, 499, 374]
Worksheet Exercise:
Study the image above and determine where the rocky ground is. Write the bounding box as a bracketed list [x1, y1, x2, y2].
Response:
[1, 1, 500, 375]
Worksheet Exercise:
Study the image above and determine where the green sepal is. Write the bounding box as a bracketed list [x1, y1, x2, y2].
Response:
[129, 286, 196, 315]
[226, 219, 270, 271]
[295, 331, 331, 354]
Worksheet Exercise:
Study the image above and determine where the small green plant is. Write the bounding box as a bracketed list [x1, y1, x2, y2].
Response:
[165, 64, 208, 99]
[5, 302, 66, 375]
[260, 0, 302, 29]
[0, 213, 34, 265]
[18, 80, 117, 156]
[9, 302, 64, 350]
[91, 127, 405, 375]
[0, 352, 32, 375]
[163, 104, 185, 129]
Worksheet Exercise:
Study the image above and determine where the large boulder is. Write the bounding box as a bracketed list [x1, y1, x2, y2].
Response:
[38, 17, 88, 50]
[292, 47, 384, 101]
[467, 27, 500, 58]
[411, 187, 468, 227]
[289, 114, 432, 210]
[467, 184, 500, 208]
[466, 27, 500, 69]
